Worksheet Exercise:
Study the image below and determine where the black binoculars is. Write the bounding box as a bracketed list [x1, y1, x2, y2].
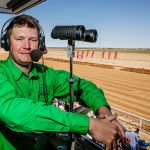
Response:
[51, 25, 97, 43]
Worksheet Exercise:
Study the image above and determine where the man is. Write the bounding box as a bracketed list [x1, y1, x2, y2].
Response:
[0, 14, 125, 150]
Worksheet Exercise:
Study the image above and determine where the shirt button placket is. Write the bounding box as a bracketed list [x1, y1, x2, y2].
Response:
[28, 79, 32, 97]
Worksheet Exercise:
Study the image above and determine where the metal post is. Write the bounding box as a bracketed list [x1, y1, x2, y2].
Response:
[67, 40, 76, 150]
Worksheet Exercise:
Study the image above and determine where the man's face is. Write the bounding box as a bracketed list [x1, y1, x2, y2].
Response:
[9, 26, 39, 66]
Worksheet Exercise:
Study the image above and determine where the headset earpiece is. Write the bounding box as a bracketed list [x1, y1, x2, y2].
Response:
[37, 23, 47, 53]
[1, 32, 10, 51]
[0, 17, 14, 51]
[39, 34, 46, 52]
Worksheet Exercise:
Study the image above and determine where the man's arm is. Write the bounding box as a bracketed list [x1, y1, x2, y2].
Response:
[0, 77, 90, 133]
[53, 70, 110, 112]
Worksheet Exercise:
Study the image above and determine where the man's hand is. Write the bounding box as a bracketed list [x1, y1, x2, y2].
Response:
[98, 106, 125, 139]
[89, 114, 118, 150]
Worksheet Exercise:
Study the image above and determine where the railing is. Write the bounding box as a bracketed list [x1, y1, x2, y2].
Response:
[112, 107, 150, 134]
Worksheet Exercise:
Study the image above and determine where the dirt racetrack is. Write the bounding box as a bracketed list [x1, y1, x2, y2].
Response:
[43, 48, 150, 142]
[40, 48, 150, 122]
[43, 55, 150, 143]
[43, 57, 150, 120]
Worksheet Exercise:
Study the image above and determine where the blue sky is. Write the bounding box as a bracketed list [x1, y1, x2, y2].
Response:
[0, 0, 150, 48]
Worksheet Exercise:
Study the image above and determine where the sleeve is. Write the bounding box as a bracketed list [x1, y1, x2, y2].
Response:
[52, 70, 110, 113]
[0, 77, 89, 134]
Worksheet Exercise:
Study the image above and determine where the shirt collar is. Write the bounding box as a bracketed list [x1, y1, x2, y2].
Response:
[6, 57, 39, 80]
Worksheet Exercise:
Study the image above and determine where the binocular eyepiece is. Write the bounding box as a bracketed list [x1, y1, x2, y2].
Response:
[51, 25, 97, 43]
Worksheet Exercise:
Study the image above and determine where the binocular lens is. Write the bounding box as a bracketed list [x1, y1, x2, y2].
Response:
[51, 25, 85, 41]
[83, 29, 97, 43]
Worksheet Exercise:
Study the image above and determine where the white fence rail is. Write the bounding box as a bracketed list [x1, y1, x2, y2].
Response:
[112, 107, 150, 134]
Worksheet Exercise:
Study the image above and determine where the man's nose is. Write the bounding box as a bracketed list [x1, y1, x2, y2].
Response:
[24, 40, 31, 49]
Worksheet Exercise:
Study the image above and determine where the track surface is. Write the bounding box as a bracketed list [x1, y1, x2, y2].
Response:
[44, 58, 150, 121]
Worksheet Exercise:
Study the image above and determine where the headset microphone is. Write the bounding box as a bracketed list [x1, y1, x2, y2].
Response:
[30, 49, 43, 62]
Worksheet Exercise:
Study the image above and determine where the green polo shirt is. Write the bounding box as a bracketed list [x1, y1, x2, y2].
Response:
[0, 57, 109, 150]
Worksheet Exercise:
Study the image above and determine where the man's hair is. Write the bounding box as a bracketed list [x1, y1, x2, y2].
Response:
[7, 14, 40, 36]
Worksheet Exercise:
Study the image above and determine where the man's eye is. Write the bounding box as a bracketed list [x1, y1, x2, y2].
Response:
[16, 38, 23, 40]
[30, 39, 38, 42]
[16, 36, 24, 40]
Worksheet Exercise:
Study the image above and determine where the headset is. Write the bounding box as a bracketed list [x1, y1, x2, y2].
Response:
[0, 15, 47, 53]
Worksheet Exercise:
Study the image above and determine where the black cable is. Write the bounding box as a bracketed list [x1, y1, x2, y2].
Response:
[41, 55, 48, 105]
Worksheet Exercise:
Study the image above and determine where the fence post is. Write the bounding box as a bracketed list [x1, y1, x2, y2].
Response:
[108, 51, 111, 59]
[91, 51, 94, 58]
[86, 50, 89, 58]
